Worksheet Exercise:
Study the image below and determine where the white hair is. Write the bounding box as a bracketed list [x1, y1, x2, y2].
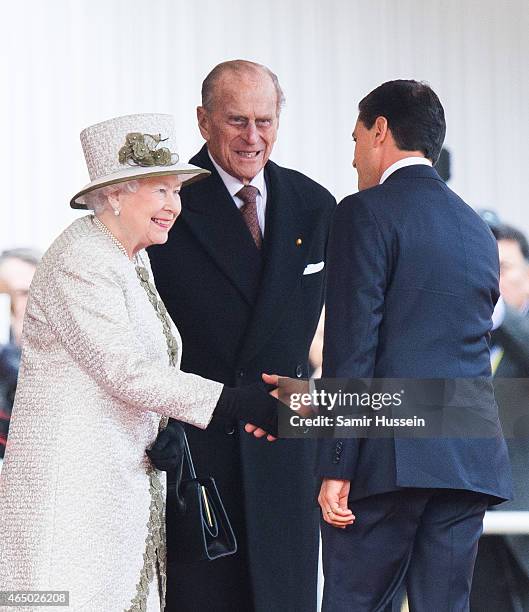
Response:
[80, 180, 140, 214]
[201, 60, 286, 115]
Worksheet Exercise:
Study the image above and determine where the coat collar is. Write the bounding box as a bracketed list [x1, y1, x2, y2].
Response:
[180, 145, 263, 304]
[383, 163, 445, 183]
[208, 150, 266, 200]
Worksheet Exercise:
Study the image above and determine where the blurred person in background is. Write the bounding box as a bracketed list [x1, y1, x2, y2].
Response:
[0, 248, 40, 345]
[0, 248, 40, 463]
[472, 220, 529, 611]
[496, 224, 529, 312]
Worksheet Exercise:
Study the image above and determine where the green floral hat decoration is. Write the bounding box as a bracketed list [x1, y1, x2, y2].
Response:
[70, 113, 210, 209]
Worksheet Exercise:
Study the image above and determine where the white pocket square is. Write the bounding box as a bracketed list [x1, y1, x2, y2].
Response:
[303, 261, 325, 275]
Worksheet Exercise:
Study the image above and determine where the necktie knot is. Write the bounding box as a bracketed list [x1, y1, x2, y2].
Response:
[236, 185, 259, 204]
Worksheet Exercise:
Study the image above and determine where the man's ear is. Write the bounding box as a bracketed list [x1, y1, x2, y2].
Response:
[373, 116, 389, 146]
[196, 106, 210, 141]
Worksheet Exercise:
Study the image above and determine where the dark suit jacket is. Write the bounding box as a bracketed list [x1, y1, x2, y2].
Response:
[317, 164, 512, 504]
[149, 145, 335, 612]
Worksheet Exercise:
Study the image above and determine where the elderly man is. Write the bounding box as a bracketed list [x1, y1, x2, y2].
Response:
[317, 80, 512, 611]
[149, 60, 335, 612]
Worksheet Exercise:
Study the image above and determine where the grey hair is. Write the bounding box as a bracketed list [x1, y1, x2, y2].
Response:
[81, 180, 140, 214]
[201, 60, 286, 116]
[0, 247, 41, 268]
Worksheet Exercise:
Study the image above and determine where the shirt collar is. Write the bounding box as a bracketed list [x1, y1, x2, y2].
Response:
[379, 157, 433, 184]
[208, 149, 265, 198]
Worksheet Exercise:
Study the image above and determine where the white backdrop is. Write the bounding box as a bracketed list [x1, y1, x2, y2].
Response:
[1, 0, 528, 251]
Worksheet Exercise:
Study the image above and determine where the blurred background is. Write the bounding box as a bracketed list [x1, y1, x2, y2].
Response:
[1, 0, 528, 251]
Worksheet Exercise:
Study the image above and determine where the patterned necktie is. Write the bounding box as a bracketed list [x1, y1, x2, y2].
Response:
[236, 185, 262, 249]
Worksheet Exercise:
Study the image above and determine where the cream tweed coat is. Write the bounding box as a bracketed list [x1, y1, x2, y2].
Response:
[0, 216, 223, 611]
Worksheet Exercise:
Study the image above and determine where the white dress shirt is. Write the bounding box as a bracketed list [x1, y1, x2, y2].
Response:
[379, 156, 433, 184]
[208, 151, 267, 234]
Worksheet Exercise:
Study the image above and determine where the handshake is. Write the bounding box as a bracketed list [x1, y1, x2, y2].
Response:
[147, 373, 306, 470]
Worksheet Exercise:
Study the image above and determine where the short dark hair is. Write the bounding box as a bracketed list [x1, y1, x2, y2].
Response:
[358, 80, 446, 164]
[492, 224, 529, 262]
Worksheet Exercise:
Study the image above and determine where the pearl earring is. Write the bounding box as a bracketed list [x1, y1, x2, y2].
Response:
[114, 208, 120, 217]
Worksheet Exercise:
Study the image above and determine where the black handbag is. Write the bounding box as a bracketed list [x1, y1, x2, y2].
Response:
[166, 422, 238, 564]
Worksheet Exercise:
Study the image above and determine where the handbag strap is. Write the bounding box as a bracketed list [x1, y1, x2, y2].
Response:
[179, 424, 197, 480]
[164, 420, 197, 480]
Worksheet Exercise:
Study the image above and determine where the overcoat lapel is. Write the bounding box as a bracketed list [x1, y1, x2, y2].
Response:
[180, 146, 262, 304]
[237, 161, 319, 365]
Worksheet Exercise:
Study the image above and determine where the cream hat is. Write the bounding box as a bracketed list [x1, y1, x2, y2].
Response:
[70, 113, 209, 209]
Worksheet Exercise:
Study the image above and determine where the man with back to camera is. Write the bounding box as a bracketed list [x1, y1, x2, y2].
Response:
[316, 80, 513, 611]
[149, 60, 336, 612]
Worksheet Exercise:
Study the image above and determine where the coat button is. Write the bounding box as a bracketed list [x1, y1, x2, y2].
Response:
[238, 369, 245, 378]
[225, 423, 235, 435]
[295, 364, 303, 378]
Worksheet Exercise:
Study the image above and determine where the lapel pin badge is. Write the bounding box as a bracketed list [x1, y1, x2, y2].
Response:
[295, 237, 303, 247]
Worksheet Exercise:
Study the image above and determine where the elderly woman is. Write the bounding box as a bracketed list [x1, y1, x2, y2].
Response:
[0, 114, 277, 611]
